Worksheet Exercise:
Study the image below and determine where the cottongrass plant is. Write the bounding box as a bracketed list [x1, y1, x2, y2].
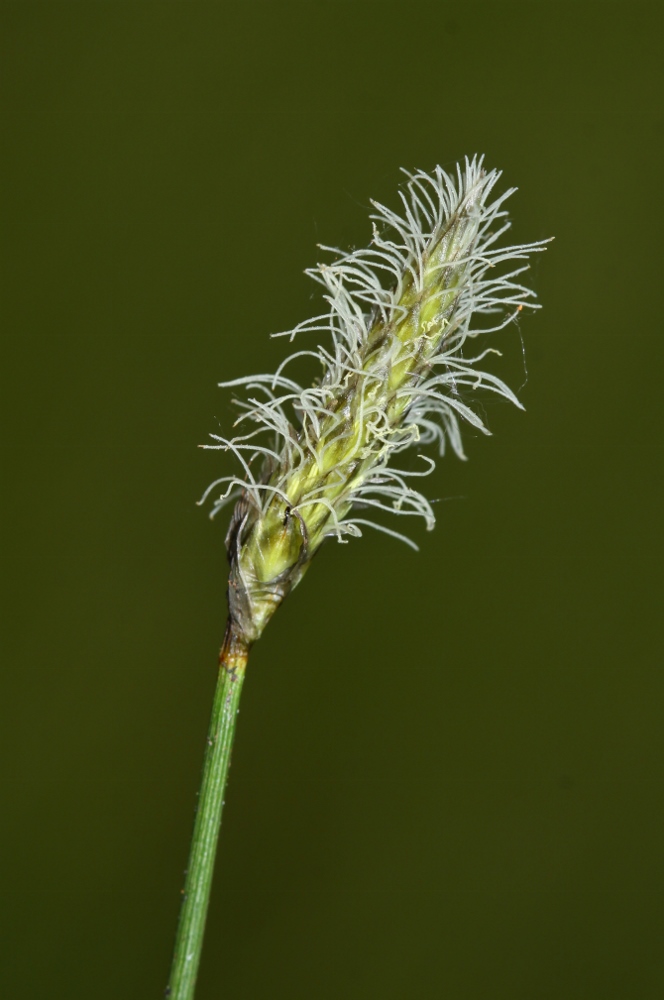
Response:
[166, 156, 548, 999]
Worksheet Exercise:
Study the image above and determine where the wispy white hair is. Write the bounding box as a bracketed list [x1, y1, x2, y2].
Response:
[201, 156, 548, 552]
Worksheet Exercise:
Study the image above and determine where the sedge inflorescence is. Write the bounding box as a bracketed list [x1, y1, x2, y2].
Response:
[201, 156, 547, 644]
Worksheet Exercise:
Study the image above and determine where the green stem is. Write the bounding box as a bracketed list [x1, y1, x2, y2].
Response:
[166, 621, 249, 1000]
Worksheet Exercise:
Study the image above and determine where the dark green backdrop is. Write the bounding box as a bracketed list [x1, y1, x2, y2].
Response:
[2, 3, 663, 998]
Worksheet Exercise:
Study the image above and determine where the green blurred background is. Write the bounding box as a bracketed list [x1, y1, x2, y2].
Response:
[2, 2, 663, 997]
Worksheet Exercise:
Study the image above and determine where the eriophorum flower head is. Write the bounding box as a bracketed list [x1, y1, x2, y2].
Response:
[200, 156, 549, 645]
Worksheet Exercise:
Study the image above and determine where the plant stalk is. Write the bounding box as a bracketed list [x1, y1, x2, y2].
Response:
[166, 620, 248, 1000]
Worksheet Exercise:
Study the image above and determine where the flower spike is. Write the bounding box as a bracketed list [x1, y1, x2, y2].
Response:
[203, 156, 549, 645]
